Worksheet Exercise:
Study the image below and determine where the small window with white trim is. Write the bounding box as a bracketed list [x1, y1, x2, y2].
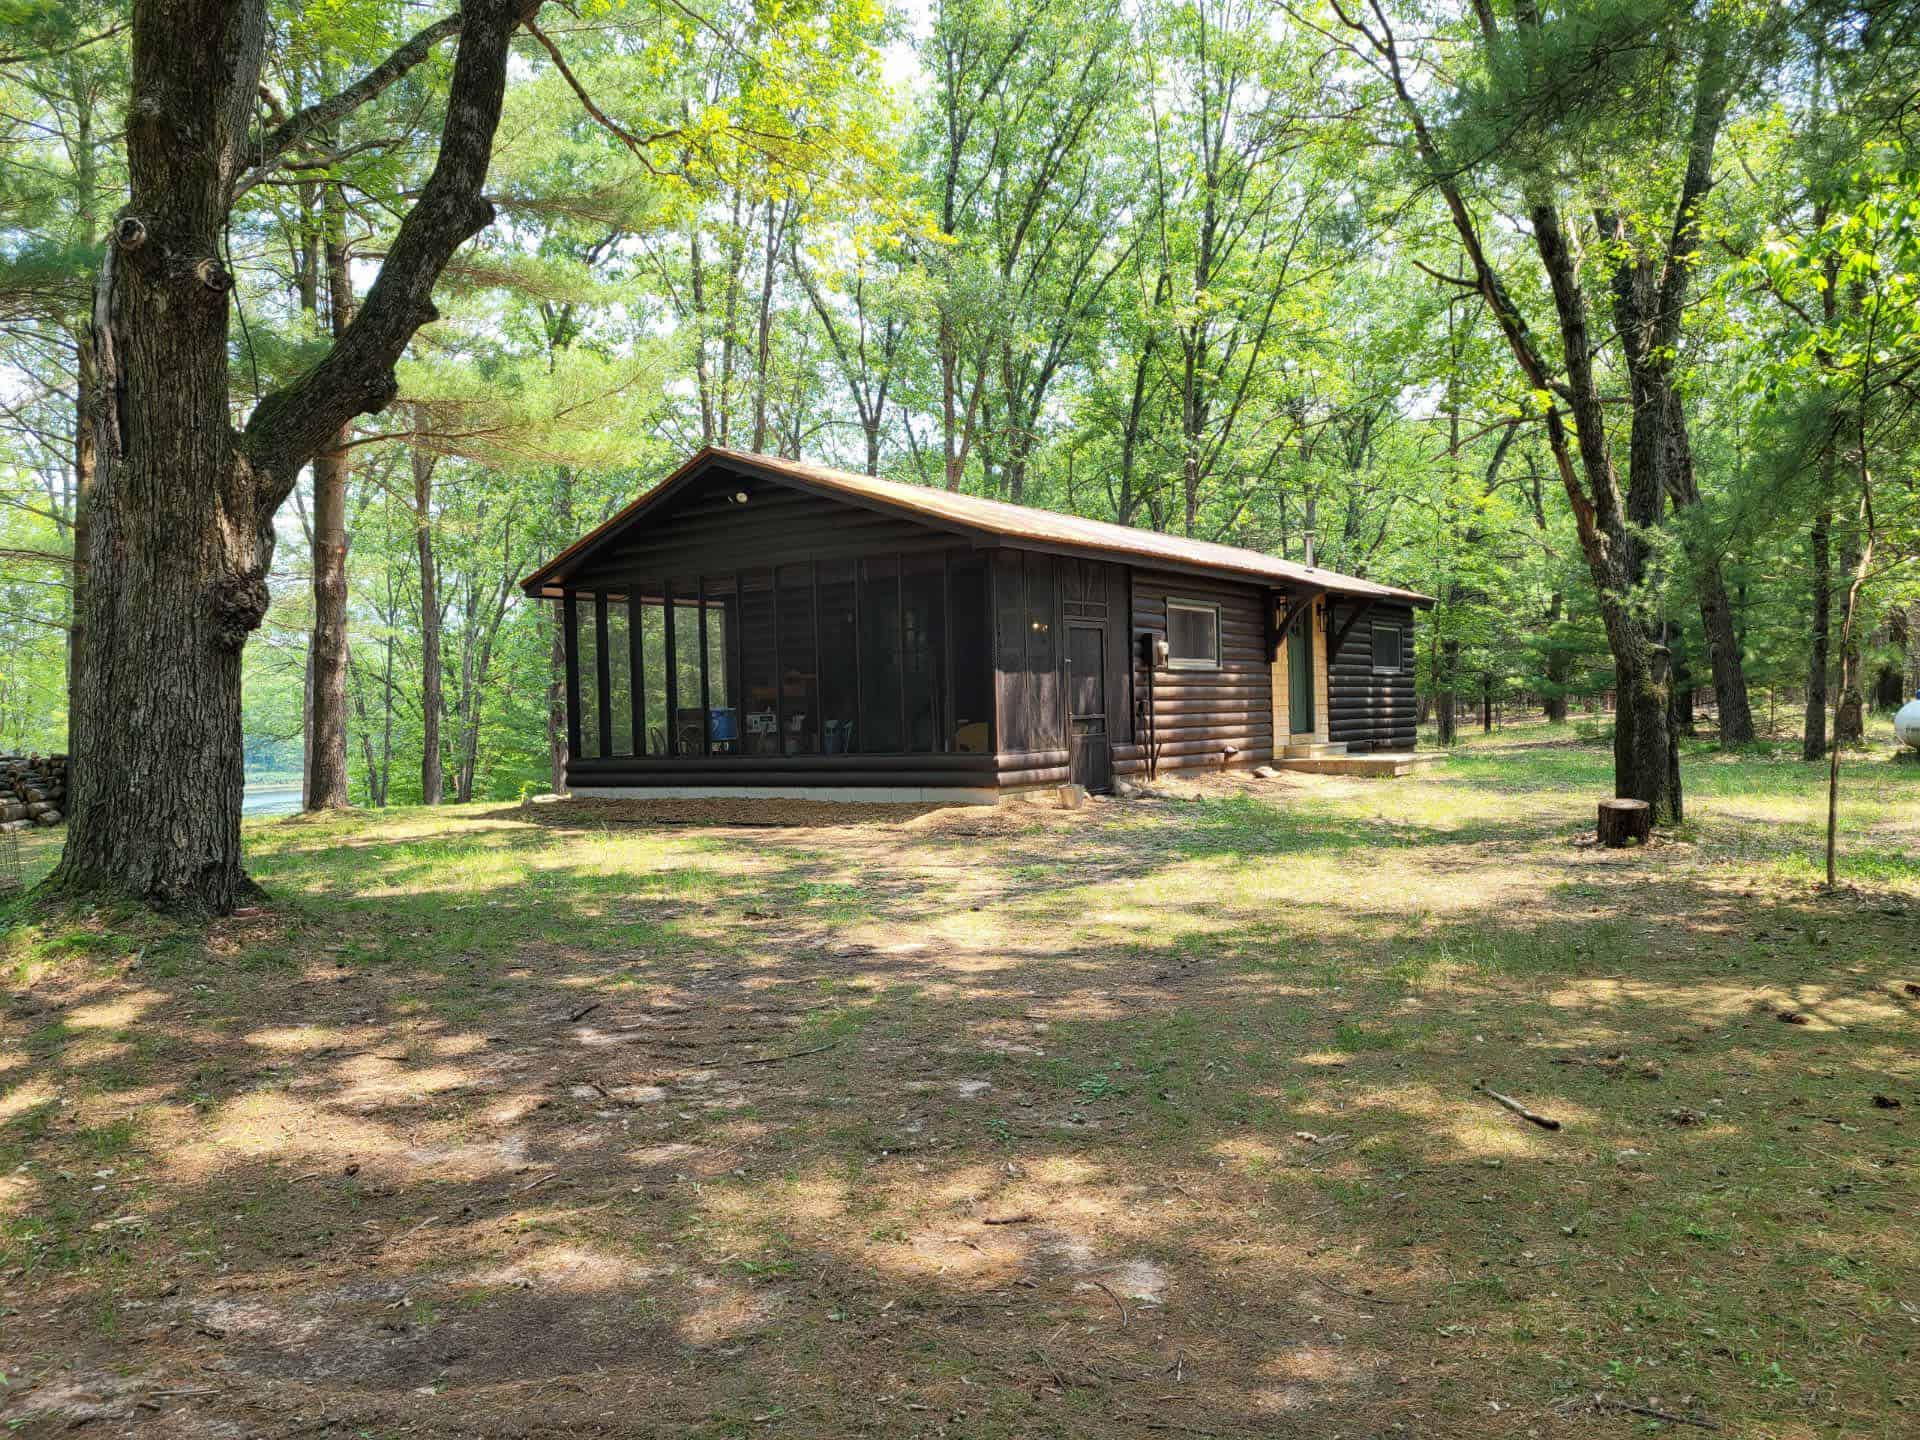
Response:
[1371, 623, 1403, 673]
[1166, 600, 1220, 670]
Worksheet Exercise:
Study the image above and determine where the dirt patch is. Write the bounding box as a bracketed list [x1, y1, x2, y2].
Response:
[5, 744, 1917, 1438]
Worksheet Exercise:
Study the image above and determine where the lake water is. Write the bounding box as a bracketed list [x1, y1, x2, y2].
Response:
[242, 783, 302, 817]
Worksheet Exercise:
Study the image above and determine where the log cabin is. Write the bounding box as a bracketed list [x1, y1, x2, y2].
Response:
[520, 448, 1433, 801]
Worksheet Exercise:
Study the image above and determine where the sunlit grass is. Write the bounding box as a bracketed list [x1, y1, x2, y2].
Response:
[1, 728, 1917, 1435]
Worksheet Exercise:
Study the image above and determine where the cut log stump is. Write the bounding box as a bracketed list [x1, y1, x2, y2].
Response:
[1598, 798, 1652, 848]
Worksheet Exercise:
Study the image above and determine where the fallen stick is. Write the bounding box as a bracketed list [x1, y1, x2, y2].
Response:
[567, 1001, 602, 1023]
[982, 1212, 1034, 1226]
[1090, 1279, 1131, 1329]
[736, 1043, 838, 1066]
[1475, 1080, 1561, 1131]
[1313, 1278, 1410, 1305]
[1589, 1393, 1718, 1430]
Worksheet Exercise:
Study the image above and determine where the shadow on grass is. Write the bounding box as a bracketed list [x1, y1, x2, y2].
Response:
[3, 767, 1917, 1435]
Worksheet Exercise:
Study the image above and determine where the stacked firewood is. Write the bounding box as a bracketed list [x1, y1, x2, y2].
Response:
[0, 754, 68, 832]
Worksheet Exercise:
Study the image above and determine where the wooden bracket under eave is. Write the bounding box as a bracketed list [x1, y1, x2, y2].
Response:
[1269, 586, 1326, 662]
[1327, 597, 1378, 659]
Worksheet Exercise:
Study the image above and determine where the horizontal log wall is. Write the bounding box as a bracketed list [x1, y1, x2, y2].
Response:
[1126, 570, 1274, 775]
[1326, 600, 1417, 752]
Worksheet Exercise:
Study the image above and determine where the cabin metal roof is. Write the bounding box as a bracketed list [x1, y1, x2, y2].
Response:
[519, 446, 1434, 606]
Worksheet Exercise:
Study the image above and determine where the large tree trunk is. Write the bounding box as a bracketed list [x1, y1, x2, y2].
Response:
[1599, 38, 1753, 747]
[414, 437, 444, 806]
[1359, 1, 1678, 818]
[1531, 204, 1680, 821]
[50, 0, 531, 912]
[55, 0, 274, 911]
[306, 197, 355, 810]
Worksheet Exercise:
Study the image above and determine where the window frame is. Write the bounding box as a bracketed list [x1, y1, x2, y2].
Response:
[1165, 598, 1222, 672]
[1371, 622, 1404, 674]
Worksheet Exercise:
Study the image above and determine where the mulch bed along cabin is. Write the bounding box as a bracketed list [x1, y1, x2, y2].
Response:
[521, 447, 1432, 802]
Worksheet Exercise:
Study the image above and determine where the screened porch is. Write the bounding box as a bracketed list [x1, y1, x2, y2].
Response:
[560, 548, 996, 768]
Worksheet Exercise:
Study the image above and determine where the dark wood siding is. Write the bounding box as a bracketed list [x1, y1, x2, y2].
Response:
[989, 551, 1130, 787]
[548, 456, 1419, 791]
[1120, 570, 1273, 775]
[1327, 600, 1416, 752]
[568, 468, 953, 591]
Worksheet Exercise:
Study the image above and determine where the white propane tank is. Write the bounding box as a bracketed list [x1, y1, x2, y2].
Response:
[1897, 690, 1920, 751]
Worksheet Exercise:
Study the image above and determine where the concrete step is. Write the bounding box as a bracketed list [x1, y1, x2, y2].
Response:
[1275, 750, 1444, 778]
[1282, 741, 1348, 759]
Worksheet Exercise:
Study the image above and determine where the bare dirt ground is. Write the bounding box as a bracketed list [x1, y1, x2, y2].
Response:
[3, 738, 1918, 1437]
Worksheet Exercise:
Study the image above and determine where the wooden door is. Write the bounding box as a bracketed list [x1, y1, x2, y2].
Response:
[1288, 608, 1315, 736]
[1066, 621, 1113, 792]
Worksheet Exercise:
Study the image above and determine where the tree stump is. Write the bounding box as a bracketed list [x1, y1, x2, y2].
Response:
[1598, 798, 1652, 848]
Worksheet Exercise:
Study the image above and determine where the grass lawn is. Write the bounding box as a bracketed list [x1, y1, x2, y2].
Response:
[3, 722, 1918, 1437]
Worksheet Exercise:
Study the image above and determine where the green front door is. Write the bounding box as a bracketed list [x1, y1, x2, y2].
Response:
[1288, 608, 1314, 735]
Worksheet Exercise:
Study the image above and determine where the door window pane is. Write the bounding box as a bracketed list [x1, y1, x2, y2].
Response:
[859, 556, 902, 752]
[1068, 623, 1105, 720]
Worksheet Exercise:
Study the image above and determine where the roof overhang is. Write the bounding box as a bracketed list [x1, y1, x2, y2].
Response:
[519, 448, 1434, 607]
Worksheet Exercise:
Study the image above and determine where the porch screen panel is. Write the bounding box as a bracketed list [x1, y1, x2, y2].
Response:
[902, 554, 946, 752]
[949, 555, 992, 753]
[704, 576, 738, 754]
[817, 559, 858, 754]
[859, 556, 902, 752]
[607, 601, 634, 756]
[639, 598, 668, 757]
[576, 600, 601, 759]
[777, 562, 819, 754]
[672, 590, 703, 755]
[740, 569, 778, 757]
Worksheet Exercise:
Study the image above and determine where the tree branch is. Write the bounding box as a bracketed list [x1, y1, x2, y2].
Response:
[243, 0, 538, 517]
[521, 18, 678, 170]
[236, 12, 463, 195]
[0, 21, 126, 67]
